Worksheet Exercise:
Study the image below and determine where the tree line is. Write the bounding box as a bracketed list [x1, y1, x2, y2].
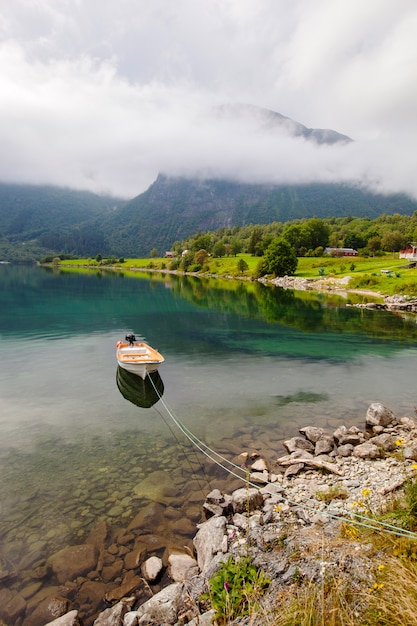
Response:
[159, 212, 417, 277]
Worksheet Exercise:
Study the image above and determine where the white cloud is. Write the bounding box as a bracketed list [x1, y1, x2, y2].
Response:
[0, 0, 416, 199]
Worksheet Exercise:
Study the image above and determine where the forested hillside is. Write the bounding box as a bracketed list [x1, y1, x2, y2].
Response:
[99, 176, 417, 257]
[1, 177, 417, 262]
[0, 183, 125, 261]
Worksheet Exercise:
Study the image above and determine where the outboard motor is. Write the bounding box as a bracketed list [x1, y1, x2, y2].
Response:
[125, 333, 136, 345]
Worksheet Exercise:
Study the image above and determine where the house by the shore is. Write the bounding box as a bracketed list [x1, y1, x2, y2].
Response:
[325, 247, 358, 257]
[399, 242, 417, 264]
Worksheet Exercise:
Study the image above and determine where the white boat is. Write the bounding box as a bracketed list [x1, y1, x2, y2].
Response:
[116, 334, 165, 379]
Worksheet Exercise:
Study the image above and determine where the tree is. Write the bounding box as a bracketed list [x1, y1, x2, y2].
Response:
[231, 239, 242, 256]
[305, 218, 330, 250]
[180, 250, 194, 271]
[194, 249, 209, 266]
[213, 241, 226, 258]
[150, 248, 158, 258]
[367, 236, 381, 256]
[248, 228, 263, 256]
[344, 232, 365, 250]
[193, 234, 212, 252]
[237, 258, 249, 274]
[283, 219, 330, 255]
[381, 230, 405, 253]
[257, 237, 298, 277]
[283, 223, 309, 253]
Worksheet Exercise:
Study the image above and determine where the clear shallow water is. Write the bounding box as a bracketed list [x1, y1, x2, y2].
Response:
[1, 264, 417, 622]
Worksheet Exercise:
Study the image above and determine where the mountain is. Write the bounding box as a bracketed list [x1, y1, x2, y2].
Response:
[0, 183, 125, 261]
[99, 176, 417, 257]
[214, 103, 352, 145]
[1, 105, 417, 261]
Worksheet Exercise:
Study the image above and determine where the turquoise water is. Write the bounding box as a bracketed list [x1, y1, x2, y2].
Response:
[1, 264, 417, 623]
[1, 264, 417, 454]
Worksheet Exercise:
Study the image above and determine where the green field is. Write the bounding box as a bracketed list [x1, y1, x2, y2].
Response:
[58, 253, 417, 297]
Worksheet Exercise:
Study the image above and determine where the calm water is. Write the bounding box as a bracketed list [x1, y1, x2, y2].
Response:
[1, 264, 417, 621]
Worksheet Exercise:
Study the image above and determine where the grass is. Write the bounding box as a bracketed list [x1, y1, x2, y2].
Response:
[269, 477, 417, 626]
[196, 476, 417, 626]
[261, 556, 417, 626]
[57, 252, 417, 296]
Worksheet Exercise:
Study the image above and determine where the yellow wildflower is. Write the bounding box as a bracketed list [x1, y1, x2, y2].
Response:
[377, 564, 386, 571]
[395, 437, 405, 446]
[362, 488, 371, 498]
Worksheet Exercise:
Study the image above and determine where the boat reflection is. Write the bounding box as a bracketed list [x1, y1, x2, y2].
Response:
[116, 365, 164, 408]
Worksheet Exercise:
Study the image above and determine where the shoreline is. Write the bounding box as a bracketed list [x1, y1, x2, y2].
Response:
[12, 402, 417, 625]
[3, 268, 417, 625]
[51, 261, 417, 313]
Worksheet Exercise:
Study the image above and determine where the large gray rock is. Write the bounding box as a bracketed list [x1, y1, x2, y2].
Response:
[168, 553, 198, 582]
[283, 436, 314, 454]
[370, 433, 396, 451]
[315, 436, 334, 456]
[141, 556, 163, 582]
[366, 403, 396, 428]
[352, 442, 381, 459]
[135, 582, 184, 625]
[404, 445, 417, 461]
[193, 516, 227, 572]
[337, 444, 354, 457]
[284, 463, 304, 477]
[251, 458, 269, 472]
[299, 426, 326, 443]
[231, 487, 264, 514]
[93, 600, 131, 625]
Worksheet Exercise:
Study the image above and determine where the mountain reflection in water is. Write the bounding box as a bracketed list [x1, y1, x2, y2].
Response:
[116, 366, 164, 408]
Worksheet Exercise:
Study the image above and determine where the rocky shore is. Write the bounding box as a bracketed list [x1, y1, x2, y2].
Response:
[267, 275, 417, 312]
[5, 403, 417, 626]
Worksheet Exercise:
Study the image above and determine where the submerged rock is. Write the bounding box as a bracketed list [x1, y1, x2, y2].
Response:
[47, 544, 98, 584]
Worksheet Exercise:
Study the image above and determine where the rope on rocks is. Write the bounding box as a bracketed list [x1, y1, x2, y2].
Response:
[148, 374, 417, 541]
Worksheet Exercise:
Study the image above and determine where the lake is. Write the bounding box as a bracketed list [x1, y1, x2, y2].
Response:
[1, 263, 417, 623]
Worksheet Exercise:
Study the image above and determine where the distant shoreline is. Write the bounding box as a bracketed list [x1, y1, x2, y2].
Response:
[46, 261, 417, 313]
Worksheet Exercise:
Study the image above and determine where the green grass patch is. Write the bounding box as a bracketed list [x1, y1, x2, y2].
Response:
[56, 253, 417, 296]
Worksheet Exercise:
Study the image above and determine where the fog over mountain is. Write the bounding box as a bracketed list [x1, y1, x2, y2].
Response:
[0, 1, 416, 199]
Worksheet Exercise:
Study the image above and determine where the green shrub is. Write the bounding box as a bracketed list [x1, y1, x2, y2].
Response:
[168, 259, 180, 271]
[202, 555, 270, 624]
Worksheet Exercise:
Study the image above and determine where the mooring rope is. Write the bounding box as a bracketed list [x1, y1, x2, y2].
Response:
[148, 374, 417, 540]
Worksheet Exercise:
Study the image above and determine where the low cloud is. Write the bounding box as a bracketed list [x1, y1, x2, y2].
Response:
[0, 0, 416, 200]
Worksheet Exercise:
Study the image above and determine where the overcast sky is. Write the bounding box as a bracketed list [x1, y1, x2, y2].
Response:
[1, 0, 416, 199]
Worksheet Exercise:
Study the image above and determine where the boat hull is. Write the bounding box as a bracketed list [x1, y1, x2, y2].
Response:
[116, 340, 164, 380]
[116, 359, 161, 378]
